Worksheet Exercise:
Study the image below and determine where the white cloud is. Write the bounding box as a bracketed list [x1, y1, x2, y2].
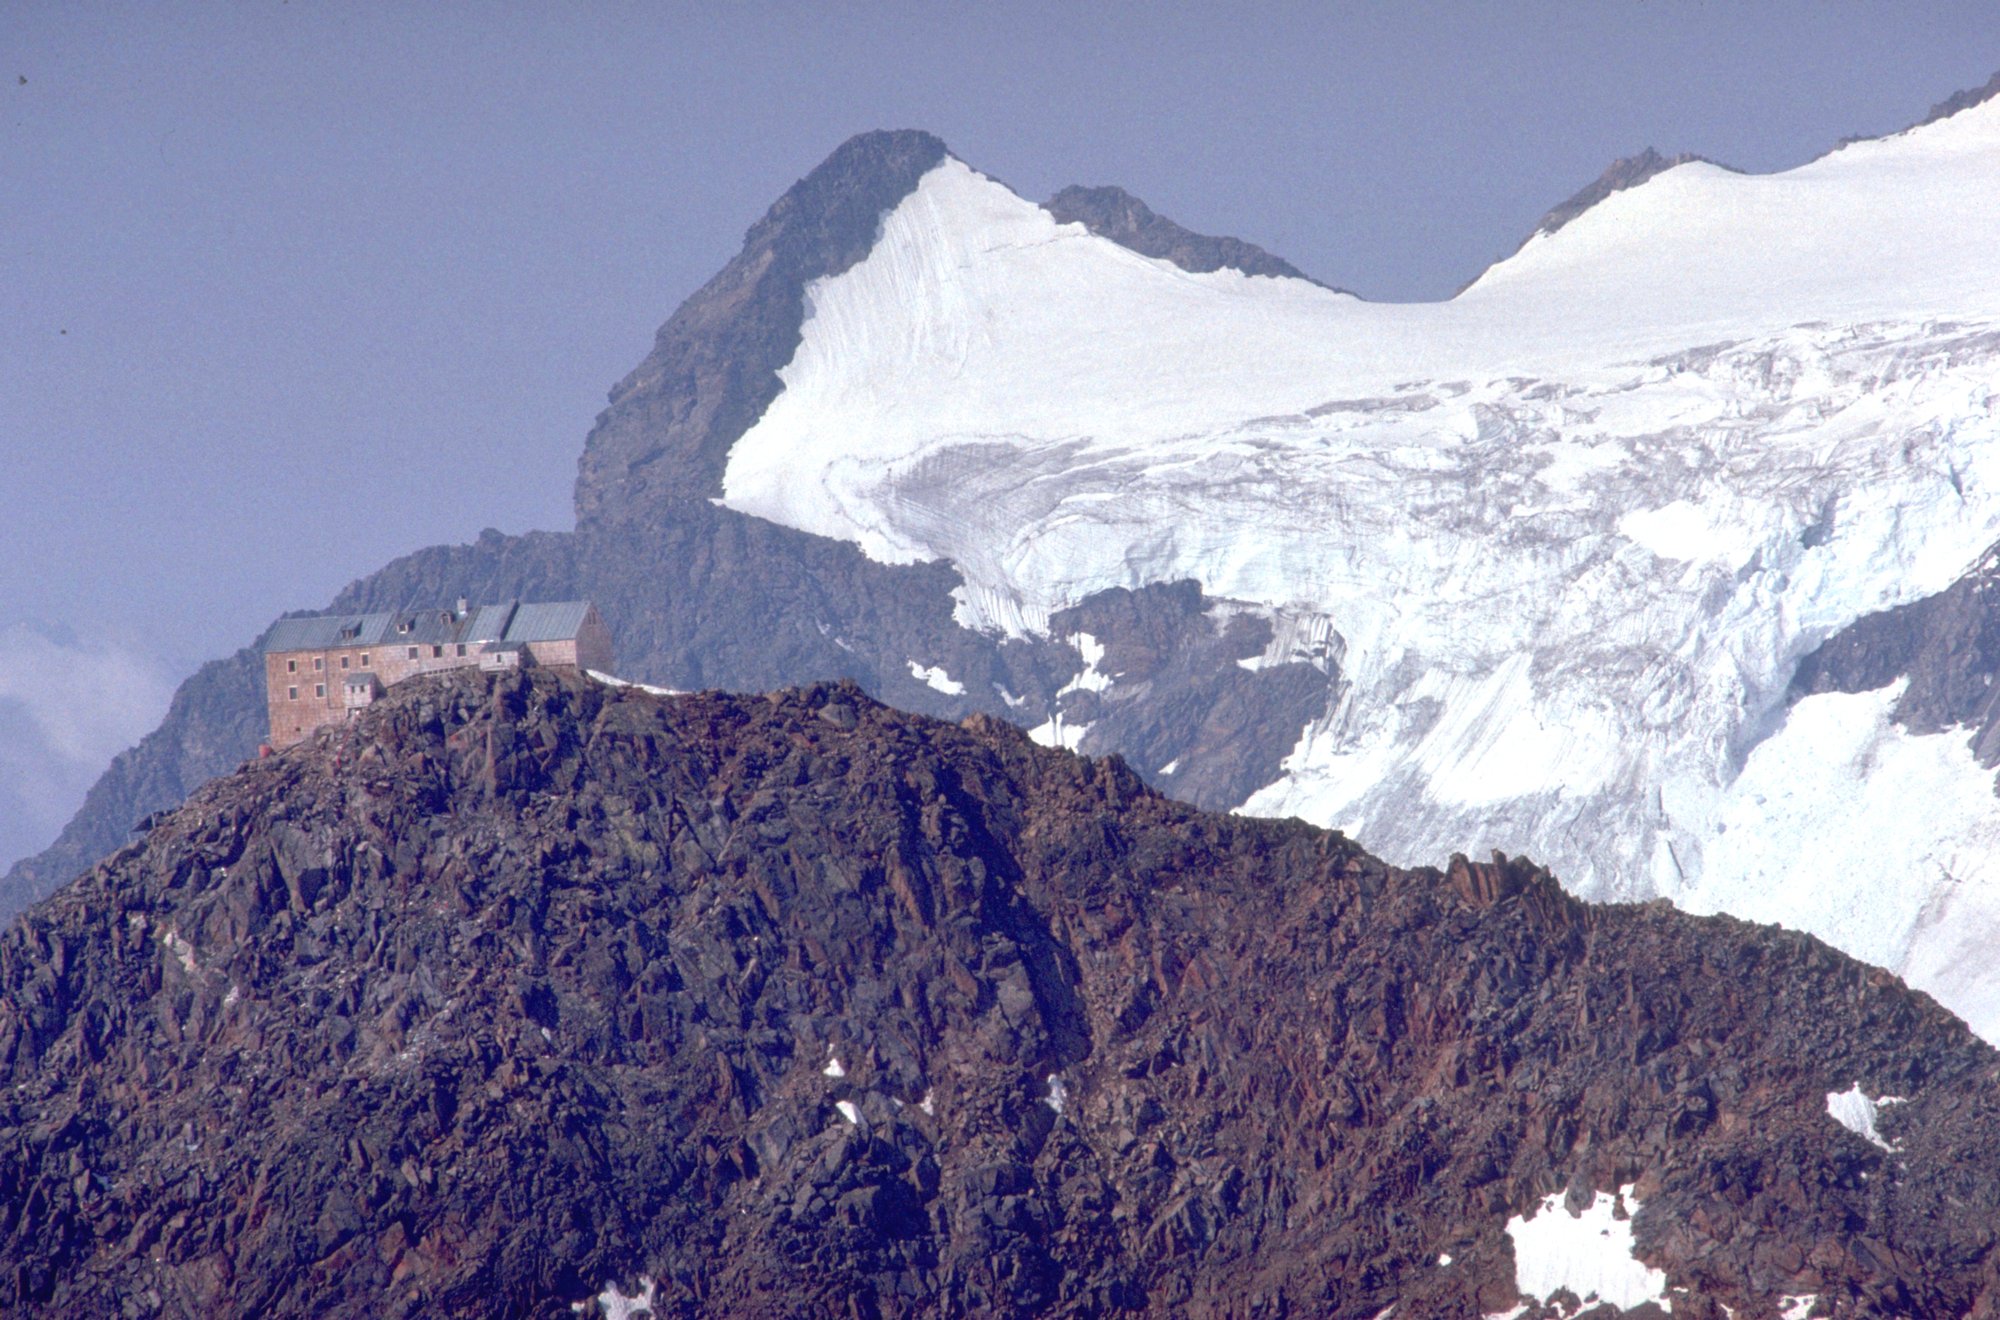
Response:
[0, 623, 175, 874]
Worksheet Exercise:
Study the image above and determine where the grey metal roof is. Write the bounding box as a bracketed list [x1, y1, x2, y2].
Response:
[263, 600, 595, 653]
[463, 602, 518, 643]
[391, 607, 471, 645]
[261, 612, 396, 652]
[503, 600, 591, 643]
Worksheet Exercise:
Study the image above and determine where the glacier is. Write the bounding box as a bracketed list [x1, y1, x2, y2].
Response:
[720, 99, 2000, 1039]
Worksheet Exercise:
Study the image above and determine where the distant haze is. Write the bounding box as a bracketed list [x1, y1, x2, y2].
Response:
[5, 2, 2000, 873]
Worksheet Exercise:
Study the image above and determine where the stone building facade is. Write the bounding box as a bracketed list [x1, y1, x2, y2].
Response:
[261, 600, 613, 749]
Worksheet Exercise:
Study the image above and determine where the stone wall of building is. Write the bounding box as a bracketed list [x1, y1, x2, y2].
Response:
[264, 605, 616, 749]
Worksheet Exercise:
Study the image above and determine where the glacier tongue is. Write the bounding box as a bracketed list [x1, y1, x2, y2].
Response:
[720, 107, 2000, 1041]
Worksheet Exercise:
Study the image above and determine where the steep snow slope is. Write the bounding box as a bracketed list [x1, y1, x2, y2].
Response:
[721, 100, 2000, 1039]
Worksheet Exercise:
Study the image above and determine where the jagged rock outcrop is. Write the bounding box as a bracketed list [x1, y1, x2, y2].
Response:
[574, 129, 950, 526]
[4, 668, 1998, 1317]
[0, 648, 268, 915]
[1915, 69, 2000, 129]
[1790, 539, 2000, 763]
[1043, 582, 1331, 810]
[1044, 185, 1323, 285]
[1529, 147, 1714, 239]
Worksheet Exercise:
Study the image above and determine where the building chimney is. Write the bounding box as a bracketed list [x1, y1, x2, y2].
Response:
[456, 597, 469, 619]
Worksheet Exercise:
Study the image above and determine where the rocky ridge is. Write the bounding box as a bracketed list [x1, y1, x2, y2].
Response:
[3, 667, 1999, 1317]
[1044, 185, 1324, 286]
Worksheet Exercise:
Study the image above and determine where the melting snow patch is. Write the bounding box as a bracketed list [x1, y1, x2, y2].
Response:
[586, 670, 680, 697]
[920, 1089, 936, 1116]
[1057, 633, 1112, 696]
[1043, 1074, 1068, 1114]
[908, 661, 967, 696]
[1028, 715, 1091, 751]
[1481, 1308, 1528, 1320]
[1504, 1184, 1668, 1314]
[1826, 1083, 1906, 1151]
[159, 930, 197, 975]
[1780, 1295, 1818, 1320]
[1158, 757, 1181, 776]
[573, 1275, 656, 1319]
[1437, 1253, 1452, 1266]
[822, 1048, 846, 1079]
[835, 1100, 861, 1126]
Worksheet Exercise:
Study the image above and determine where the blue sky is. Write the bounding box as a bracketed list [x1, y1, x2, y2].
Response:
[5, 1, 2000, 871]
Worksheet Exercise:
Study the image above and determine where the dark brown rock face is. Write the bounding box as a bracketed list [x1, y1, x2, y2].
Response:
[4, 669, 1998, 1318]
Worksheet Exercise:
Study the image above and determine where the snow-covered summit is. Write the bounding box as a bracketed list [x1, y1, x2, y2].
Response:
[720, 94, 2000, 1040]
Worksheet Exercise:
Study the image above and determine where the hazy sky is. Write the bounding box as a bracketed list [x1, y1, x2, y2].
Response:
[6, 1, 2000, 871]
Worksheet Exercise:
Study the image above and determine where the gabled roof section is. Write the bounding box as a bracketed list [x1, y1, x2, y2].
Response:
[503, 601, 592, 643]
[464, 602, 519, 644]
[263, 601, 596, 652]
[261, 612, 397, 652]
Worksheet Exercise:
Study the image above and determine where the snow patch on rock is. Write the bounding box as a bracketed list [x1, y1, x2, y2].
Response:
[587, 670, 681, 698]
[1504, 1185, 1668, 1314]
[159, 929, 197, 975]
[1057, 633, 1112, 695]
[1826, 1083, 1907, 1152]
[573, 1276, 656, 1319]
[908, 661, 966, 696]
[1028, 715, 1091, 752]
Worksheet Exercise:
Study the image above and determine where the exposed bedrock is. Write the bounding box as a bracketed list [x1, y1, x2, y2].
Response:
[3, 669, 1997, 1316]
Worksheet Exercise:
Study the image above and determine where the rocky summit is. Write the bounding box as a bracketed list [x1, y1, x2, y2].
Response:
[3, 668, 1999, 1317]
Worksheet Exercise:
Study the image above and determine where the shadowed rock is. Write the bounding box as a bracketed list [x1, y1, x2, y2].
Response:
[3, 668, 1998, 1316]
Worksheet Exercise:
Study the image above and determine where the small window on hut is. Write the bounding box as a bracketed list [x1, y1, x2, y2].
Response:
[286, 659, 297, 673]
[315, 683, 326, 698]
[287, 686, 298, 700]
